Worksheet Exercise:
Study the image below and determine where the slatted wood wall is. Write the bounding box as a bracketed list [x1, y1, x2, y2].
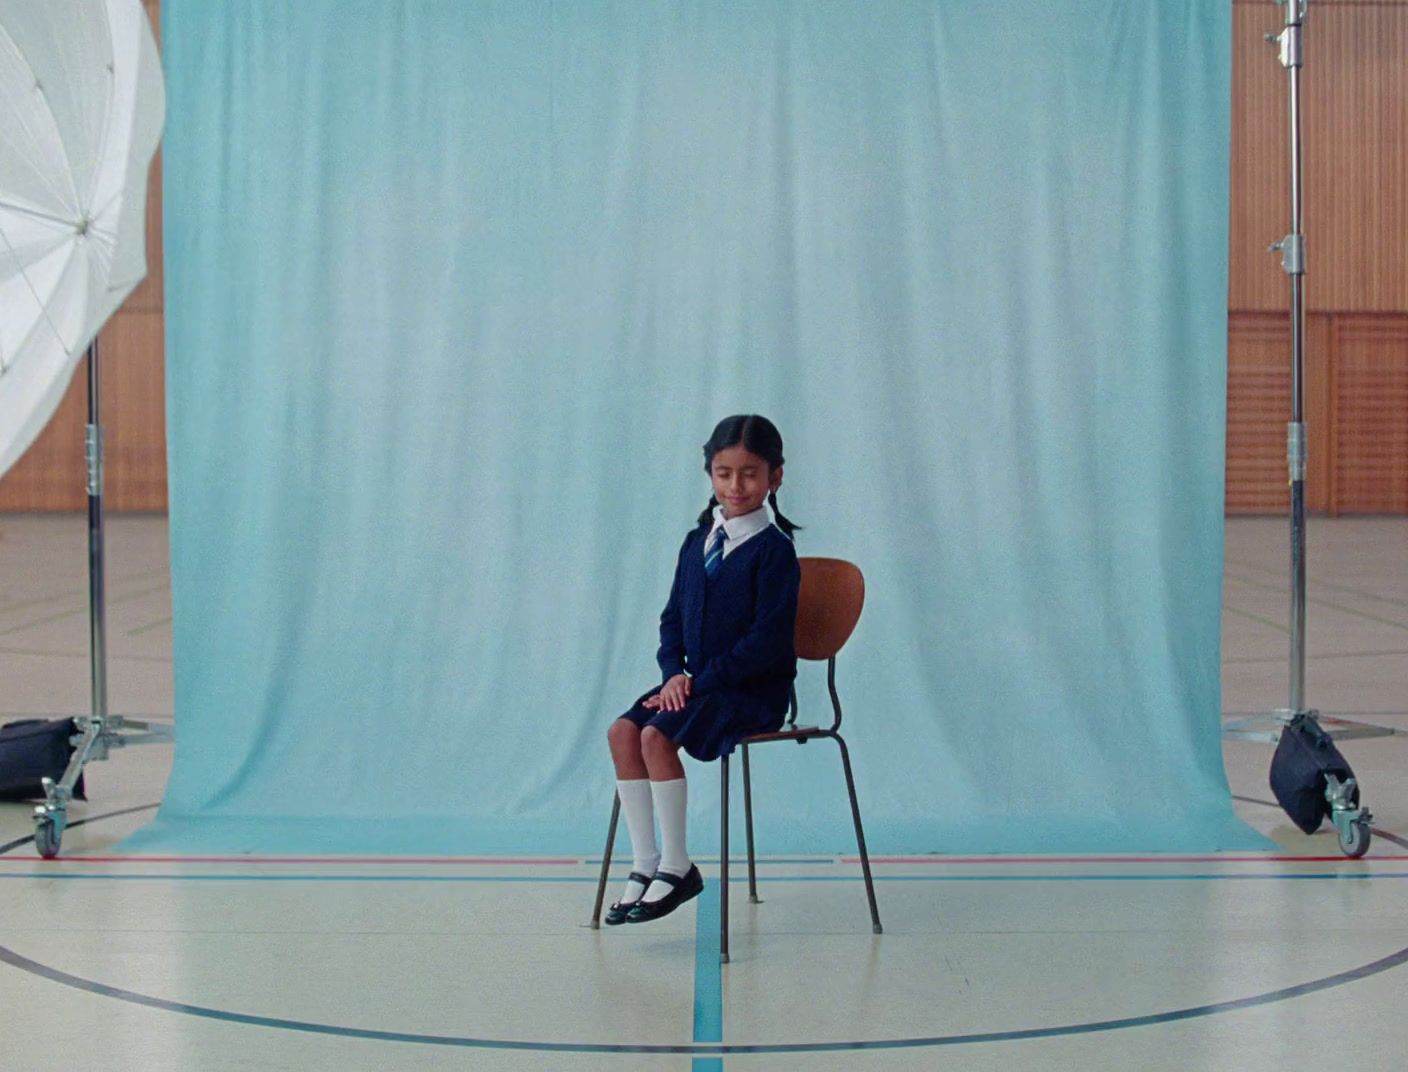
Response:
[2, 0, 1406, 514]
[1332, 316, 1408, 512]
[1229, 0, 1408, 515]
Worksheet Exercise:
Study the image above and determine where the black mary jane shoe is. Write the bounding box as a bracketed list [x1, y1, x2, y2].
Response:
[603, 872, 655, 926]
[625, 865, 704, 924]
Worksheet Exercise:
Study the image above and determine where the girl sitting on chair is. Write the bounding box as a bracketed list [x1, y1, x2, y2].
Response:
[604, 414, 802, 924]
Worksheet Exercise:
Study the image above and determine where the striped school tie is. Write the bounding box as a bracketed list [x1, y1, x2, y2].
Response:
[704, 527, 727, 577]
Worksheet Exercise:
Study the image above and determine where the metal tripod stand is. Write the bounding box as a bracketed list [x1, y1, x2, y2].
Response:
[1221, 0, 1390, 858]
[30, 338, 173, 858]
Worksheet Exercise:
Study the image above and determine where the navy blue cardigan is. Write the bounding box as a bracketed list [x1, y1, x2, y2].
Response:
[657, 523, 801, 713]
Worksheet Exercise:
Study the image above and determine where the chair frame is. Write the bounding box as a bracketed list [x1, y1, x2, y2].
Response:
[719, 656, 883, 961]
[590, 635, 882, 964]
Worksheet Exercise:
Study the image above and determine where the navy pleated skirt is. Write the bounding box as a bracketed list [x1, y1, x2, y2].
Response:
[618, 685, 787, 762]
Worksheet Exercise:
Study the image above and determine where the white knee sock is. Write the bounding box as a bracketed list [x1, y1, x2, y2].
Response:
[644, 777, 690, 903]
[616, 779, 659, 902]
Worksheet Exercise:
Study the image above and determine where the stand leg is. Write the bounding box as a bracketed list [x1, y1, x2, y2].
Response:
[86, 341, 108, 728]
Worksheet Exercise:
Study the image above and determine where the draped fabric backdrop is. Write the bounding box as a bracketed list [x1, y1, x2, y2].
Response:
[128, 0, 1268, 854]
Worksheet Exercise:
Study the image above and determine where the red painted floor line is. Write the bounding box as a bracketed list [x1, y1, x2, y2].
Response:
[10, 855, 584, 866]
[4, 853, 1400, 867]
[845, 854, 1406, 864]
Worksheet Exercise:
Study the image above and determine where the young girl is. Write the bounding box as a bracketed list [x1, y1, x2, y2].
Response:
[604, 414, 802, 925]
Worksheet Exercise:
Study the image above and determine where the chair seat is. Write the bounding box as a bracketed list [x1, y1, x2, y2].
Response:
[742, 725, 824, 744]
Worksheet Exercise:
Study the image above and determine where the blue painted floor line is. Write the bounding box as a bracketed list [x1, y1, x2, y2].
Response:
[692, 878, 724, 1072]
[1, 871, 1404, 883]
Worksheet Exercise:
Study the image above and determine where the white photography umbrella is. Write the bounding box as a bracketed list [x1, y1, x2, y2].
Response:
[0, 0, 165, 475]
[0, 0, 167, 859]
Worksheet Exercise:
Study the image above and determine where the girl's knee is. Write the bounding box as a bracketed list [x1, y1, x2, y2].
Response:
[607, 718, 640, 752]
[640, 726, 677, 758]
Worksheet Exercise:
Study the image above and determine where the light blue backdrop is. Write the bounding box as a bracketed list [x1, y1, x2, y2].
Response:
[129, 0, 1267, 854]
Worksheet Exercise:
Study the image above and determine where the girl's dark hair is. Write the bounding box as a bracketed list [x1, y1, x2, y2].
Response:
[696, 414, 801, 537]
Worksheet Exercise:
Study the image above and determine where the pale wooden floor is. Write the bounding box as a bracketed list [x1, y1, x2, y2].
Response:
[1, 514, 1405, 1072]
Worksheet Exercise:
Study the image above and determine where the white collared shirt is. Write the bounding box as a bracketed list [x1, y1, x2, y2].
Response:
[704, 503, 773, 560]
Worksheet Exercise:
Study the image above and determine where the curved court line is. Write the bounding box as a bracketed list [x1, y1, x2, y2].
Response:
[1223, 554, 1408, 613]
[1231, 794, 1408, 851]
[0, 582, 172, 637]
[2, 938, 1406, 1055]
[1224, 572, 1408, 632]
[4, 802, 1408, 1055]
[0, 802, 159, 857]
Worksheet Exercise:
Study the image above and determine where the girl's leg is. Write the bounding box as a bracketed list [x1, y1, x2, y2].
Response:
[640, 727, 690, 902]
[639, 725, 685, 781]
[608, 717, 648, 780]
[606, 719, 658, 903]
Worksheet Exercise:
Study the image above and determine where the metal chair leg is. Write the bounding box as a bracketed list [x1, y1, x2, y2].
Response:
[833, 733, 882, 934]
[720, 753, 730, 964]
[589, 792, 620, 929]
[742, 743, 760, 904]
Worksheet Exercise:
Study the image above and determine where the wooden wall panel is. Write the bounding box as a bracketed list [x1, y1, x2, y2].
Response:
[1229, 311, 1408, 515]
[1229, 0, 1408, 514]
[1309, 3, 1408, 313]
[1228, 313, 1295, 515]
[121, 152, 164, 316]
[1306, 311, 1334, 505]
[1225, 311, 1336, 515]
[1230, 3, 1292, 314]
[0, 311, 168, 513]
[127, 0, 165, 316]
[0, 359, 92, 512]
[101, 312, 169, 511]
[1233, 0, 1408, 313]
[1332, 315, 1408, 512]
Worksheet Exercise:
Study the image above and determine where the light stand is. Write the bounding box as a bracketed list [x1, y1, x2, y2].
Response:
[31, 339, 173, 858]
[1222, 0, 1389, 857]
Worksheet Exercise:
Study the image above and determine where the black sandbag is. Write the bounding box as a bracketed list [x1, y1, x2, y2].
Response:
[0, 719, 86, 802]
[1269, 713, 1355, 835]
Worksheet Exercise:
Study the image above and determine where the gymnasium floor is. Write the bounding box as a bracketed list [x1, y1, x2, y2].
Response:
[1, 514, 1405, 1072]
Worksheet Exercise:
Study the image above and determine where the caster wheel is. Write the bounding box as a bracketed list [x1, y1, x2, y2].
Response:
[1339, 816, 1371, 859]
[34, 816, 61, 859]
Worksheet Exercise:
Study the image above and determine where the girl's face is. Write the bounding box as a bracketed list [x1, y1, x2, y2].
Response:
[709, 444, 781, 519]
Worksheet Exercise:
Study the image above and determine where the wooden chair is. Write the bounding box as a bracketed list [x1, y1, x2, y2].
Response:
[590, 557, 882, 963]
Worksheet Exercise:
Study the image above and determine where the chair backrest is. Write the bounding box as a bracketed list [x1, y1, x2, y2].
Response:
[794, 557, 864, 661]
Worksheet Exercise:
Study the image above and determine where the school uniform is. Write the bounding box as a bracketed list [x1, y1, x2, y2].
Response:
[619, 505, 801, 761]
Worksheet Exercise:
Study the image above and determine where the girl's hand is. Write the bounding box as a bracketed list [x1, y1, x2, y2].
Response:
[651, 674, 691, 713]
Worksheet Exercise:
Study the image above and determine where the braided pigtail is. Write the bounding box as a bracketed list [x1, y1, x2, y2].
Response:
[769, 491, 801, 538]
[697, 494, 719, 527]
